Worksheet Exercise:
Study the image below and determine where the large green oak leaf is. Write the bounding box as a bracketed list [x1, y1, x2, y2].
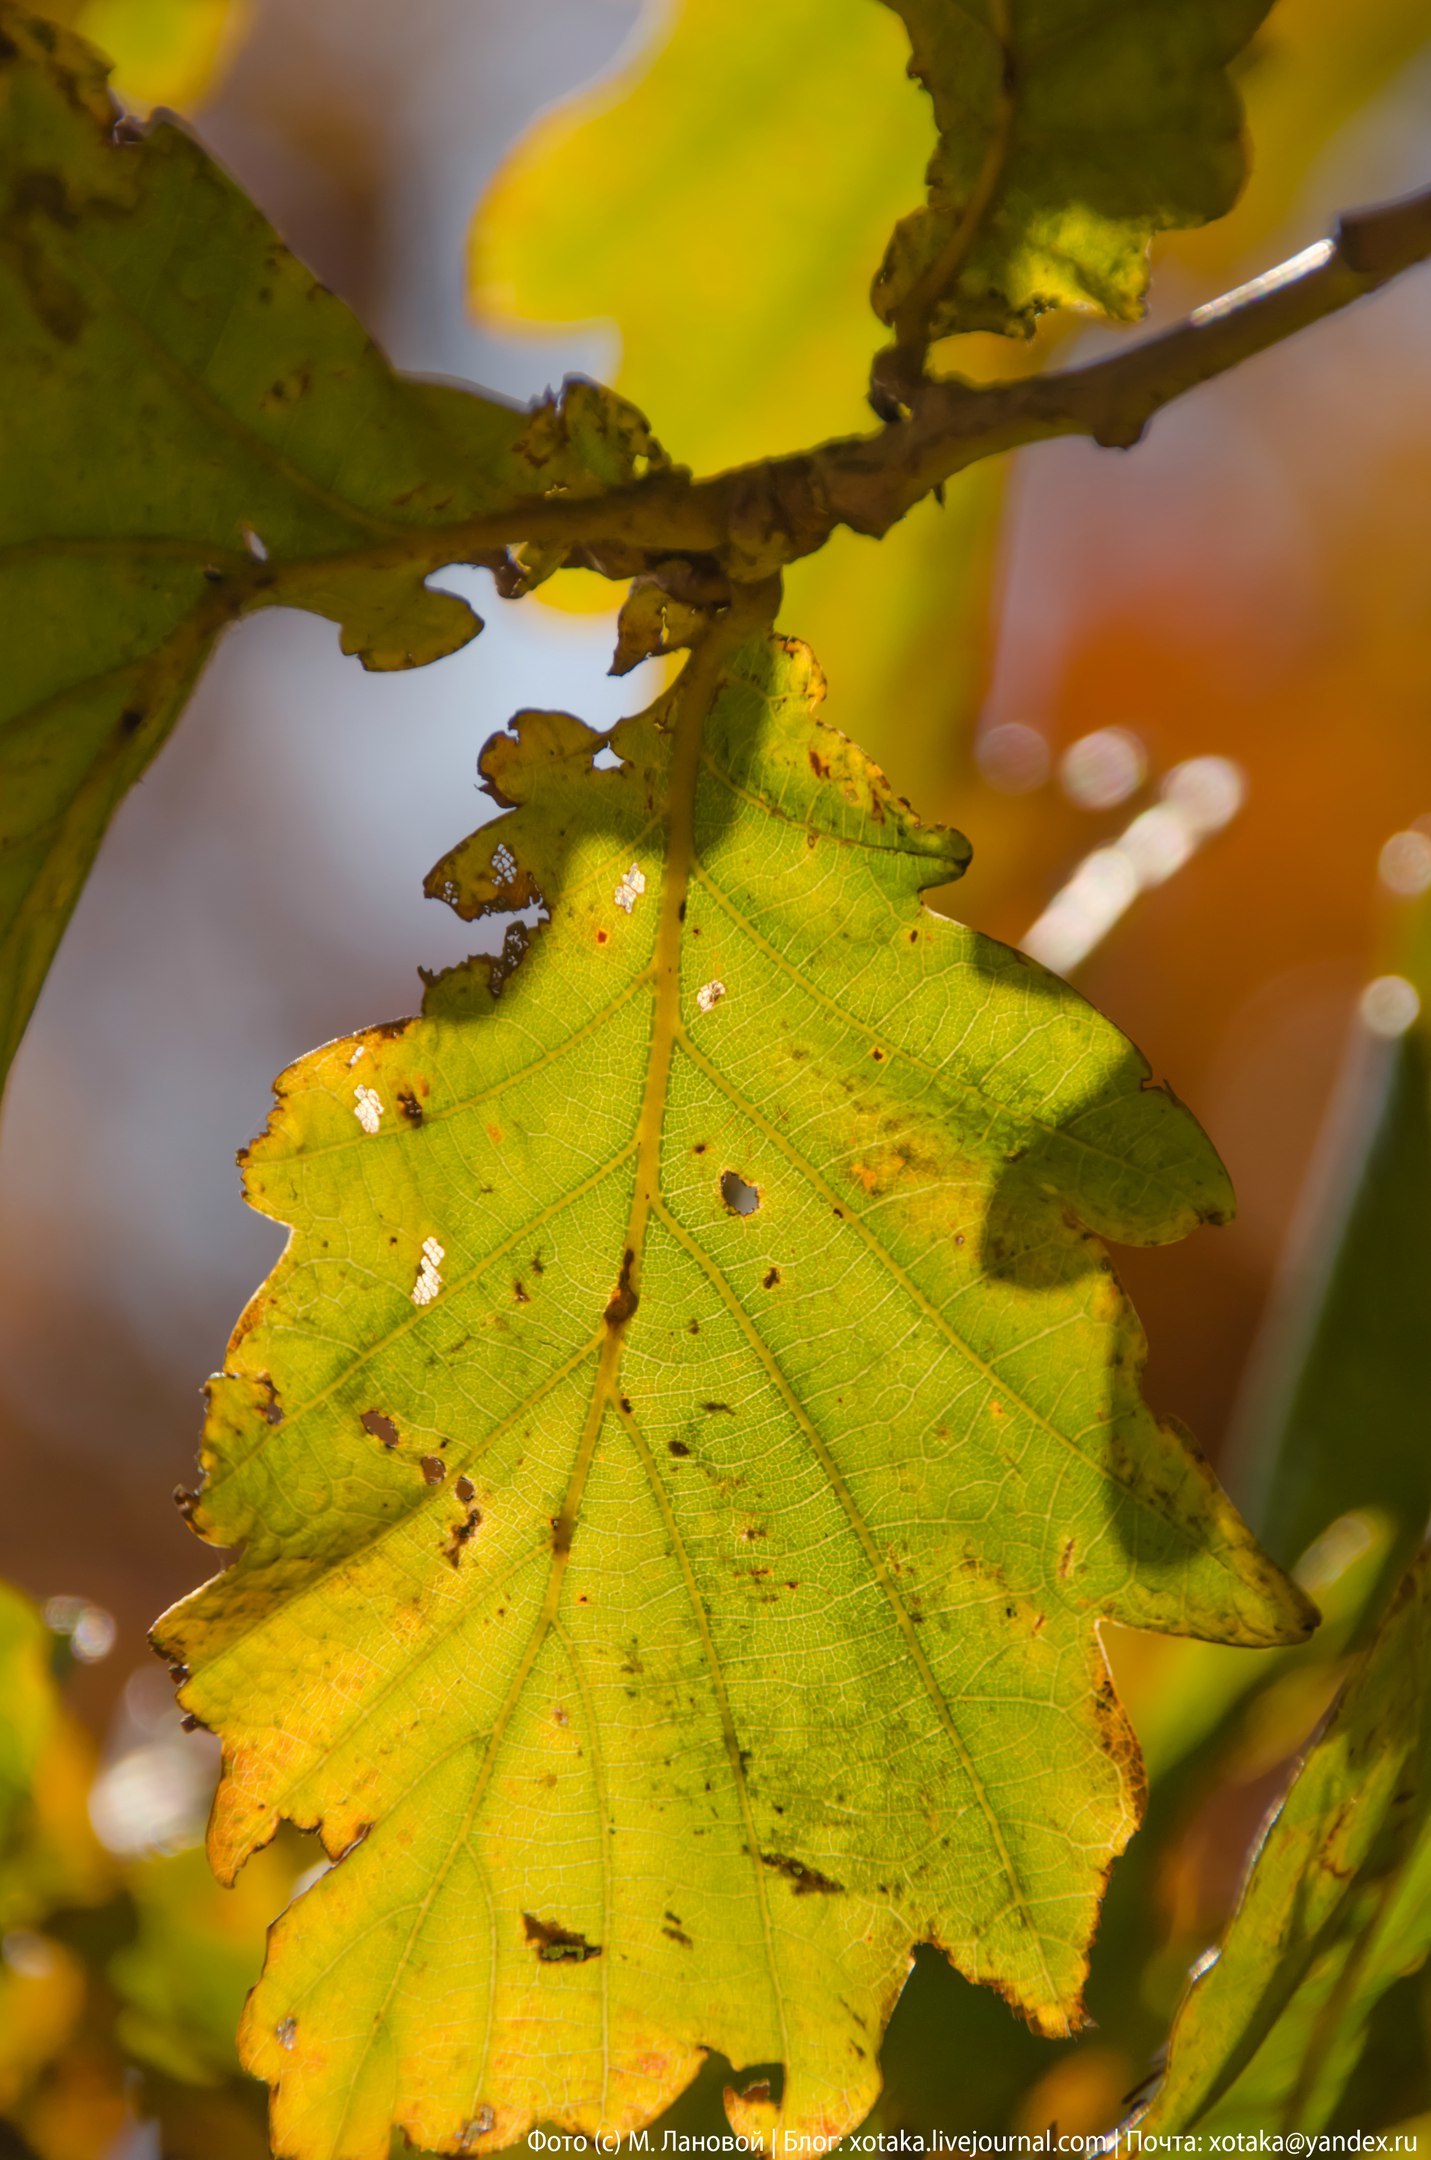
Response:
[156, 619, 1311, 2159]
[874, 0, 1274, 343]
[0, 7, 665, 1089]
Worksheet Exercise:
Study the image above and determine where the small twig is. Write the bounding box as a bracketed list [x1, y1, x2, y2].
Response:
[255, 185, 1431, 601]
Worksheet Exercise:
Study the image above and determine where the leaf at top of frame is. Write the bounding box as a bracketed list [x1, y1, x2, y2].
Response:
[157, 618, 1311, 2160]
[472, 0, 929, 474]
[0, 7, 665, 1093]
[472, 0, 1006, 811]
[874, 0, 1274, 344]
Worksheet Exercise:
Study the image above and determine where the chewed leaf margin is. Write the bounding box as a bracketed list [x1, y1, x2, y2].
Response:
[156, 620, 1310, 2160]
[873, 0, 1274, 344]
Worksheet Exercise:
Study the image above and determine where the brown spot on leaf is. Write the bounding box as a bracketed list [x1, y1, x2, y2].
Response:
[522, 1913, 601, 1962]
[455, 1476, 476, 1504]
[668, 1440, 690, 1458]
[760, 1852, 844, 1896]
[604, 1248, 639, 1327]
[361, 1410, 400, 1448]
[443, 1507, 482, 1567]
[420, 1456, 446, 1485]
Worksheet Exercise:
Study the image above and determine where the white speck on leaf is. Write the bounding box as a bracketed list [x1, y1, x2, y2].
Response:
[492, 842, 517, 885]
[276, 2017, 296, 2051]
[412, 1236, 446, 1307]
[696, 979, 726, 1015]
[347, 1045, 365, 1067]
[614, 862, 647, 914]
[354, 1085, 383, 1134]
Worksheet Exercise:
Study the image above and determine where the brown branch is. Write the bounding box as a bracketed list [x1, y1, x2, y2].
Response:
[270, 185, 1431, 601]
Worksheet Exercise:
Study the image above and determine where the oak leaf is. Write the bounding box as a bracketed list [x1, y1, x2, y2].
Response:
[158, 621, 1310, 2159]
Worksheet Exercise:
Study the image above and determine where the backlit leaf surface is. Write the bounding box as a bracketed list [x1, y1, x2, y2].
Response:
[1137, 1548, 1431, 2134]
[470, 0, 1006, 816]
[874, 0, 1273, 341]
[0, 10, 662, 1088]
[158, 622, 1310, 2159]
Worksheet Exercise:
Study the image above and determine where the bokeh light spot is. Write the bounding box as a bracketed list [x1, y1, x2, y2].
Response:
[1058, 727, 1146, 810]
[976, 721, 1049, 795]
[1378, 828, 1431, 897]
[1360, 975, 1420, 1039]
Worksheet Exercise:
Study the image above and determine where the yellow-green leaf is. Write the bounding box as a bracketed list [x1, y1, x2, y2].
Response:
[157, 620, 1310, 2160]
[1137, 1547, 1431, 2135]
[0, 9, 664, 1091]
[39, 0, 248, 110]
[874, 0, 1273, 344]
[470, 0, 1007, 814]
[0, 1584, 112, 1932]
[472, 0, 928, 474]
[109, 1843, 300, 2088]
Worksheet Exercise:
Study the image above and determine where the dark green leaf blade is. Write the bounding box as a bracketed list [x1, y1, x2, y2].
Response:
[874, 0, 1273, 345]
[0, 8, 662, 1087]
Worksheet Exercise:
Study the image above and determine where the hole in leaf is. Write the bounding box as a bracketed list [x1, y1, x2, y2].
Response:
[720, 1170, 760, 1215]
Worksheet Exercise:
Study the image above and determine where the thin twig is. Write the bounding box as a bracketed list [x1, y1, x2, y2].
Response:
[247, 184, 1431, 601]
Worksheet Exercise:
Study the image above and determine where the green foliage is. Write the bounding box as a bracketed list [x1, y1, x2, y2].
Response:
[0, 1580, 297, 2155]
[1238, 1000, 1431, 1612]
[471, 0, 1006, 814]
[0, 7, 663, 1087]
[1138, 1549, 1431, 2134]
[156, 619, 1310, 2156]
[874, 0, 1273, 346]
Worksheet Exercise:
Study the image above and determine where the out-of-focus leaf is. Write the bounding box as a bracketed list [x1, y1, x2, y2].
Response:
[0, 1586, 111, 1931]
[473, 0, 927, 472]
[471, 0, 1007, 808]
[1125, 1509, 1396, 1790]
[0, 9, 667, 1092]
[0, 1940, 87, 2116]
[0, 1585, 55, 1919]
[1137, 1547, 1431, 2135]
[873, 0, 1272, 344]
[109, 1842, 300, 2085]
[1173, 0, 1431, 275]
[39, 0, 247, 110]
[157, 623, 1309, 2160]
[1234, 883, 1431, 1619]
